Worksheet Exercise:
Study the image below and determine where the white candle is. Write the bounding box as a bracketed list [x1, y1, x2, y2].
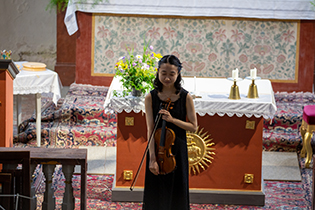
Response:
[250, 68, 257, 79]
[232, 70, 236, 79]
[232, 68, 239, 80]
[194, 76, 196, 92]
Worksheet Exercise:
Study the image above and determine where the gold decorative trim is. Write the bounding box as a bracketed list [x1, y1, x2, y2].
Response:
[94, 13, 300, 22]
[244, 173, 254, 184]
[125, 117, 134, 126]
[123, 170, 133, 181]
[187, 127, 215, 175]
[245, 120, 255, 130]
[189, 187, 262, 192]
[91, 14, 95, 76]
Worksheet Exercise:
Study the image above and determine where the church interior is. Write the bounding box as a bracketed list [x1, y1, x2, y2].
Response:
[1, 0, 315, 209]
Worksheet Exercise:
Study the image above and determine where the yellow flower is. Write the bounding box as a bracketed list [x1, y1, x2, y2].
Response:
[153, 52, 163, 59]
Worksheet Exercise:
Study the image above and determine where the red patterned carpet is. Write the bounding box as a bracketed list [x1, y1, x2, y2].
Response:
[32, 156, 311, 209]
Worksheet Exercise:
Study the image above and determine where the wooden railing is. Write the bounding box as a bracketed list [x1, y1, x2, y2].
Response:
[0, 148, 87, 210]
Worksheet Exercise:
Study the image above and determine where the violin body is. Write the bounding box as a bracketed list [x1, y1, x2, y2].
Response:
[154, 119, 176, 175]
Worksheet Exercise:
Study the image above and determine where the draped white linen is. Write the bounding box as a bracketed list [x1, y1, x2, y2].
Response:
[14, 61, 62, 105]
[65, 0, 315, 36]
[104, 77, 277, 119]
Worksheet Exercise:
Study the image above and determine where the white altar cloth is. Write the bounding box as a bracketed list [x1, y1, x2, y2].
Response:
[14, 62, 62, 105]
[14, 61, 62, 147]
[65, 0, 315, 36]
[104, 77, 277, 119]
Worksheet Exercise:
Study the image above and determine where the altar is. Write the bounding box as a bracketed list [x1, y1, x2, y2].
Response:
[104, 77, 277, 205]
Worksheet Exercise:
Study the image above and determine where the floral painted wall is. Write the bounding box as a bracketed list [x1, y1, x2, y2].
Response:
[92, 15, 298, 81]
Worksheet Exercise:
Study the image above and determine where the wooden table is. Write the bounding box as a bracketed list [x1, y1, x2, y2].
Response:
[0, 147, 87, 210]
[13, 61, 62, 147]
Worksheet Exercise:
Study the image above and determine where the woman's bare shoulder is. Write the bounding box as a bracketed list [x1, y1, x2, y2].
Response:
[145, 92, 152, 100]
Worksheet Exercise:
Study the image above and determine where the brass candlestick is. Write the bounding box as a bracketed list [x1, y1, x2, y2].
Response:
[229, 80, 241, 100]
[247, 79, 259, 98]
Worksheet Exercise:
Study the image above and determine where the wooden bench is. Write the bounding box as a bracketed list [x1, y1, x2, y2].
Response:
[0, 150, 30, 210]
[0, 148, 87, 210]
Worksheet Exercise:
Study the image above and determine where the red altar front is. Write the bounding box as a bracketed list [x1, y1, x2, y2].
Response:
[113, 111, 264, 205]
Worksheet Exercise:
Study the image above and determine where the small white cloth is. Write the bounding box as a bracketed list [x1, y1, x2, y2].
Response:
[104, 77, 277, 119]
[65, 0, 315, 36]
[13, 61, 62, 105]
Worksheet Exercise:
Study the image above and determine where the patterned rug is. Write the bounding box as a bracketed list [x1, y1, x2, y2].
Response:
[263, 91, 315, 152]
[14, 88, 315, 153]
[14, 83, 117, 148]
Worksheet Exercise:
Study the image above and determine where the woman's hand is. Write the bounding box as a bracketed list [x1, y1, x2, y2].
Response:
[159, 109, 173, 123]
[149, 160, 159, 175]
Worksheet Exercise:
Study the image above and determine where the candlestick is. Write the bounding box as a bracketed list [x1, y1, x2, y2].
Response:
[245, 76, 261, 98]
[227, 76, 242, 100]
[229, 80, 241, 100]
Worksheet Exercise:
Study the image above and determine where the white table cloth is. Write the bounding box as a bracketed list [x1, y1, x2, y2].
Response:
[65, 0, 315, 36]
[104, 77, 277, 119]
[14, 61, 62, 147]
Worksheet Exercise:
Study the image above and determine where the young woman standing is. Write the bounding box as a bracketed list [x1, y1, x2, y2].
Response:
[143, 55, 198, 210]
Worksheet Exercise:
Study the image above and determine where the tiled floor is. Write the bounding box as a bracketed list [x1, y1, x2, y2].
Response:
[262, 151, 301, 181]
[74, 146, 116, 174]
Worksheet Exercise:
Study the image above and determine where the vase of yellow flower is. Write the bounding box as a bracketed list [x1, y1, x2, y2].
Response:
[131, 87, 142, 97]
[114, 42, 162, 97]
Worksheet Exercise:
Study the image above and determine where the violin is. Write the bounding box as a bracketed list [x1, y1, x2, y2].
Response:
[154, 98, 176, 175]
[130, 98, 176, 191]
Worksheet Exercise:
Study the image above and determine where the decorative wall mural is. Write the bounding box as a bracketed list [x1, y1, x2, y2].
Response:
[92, 15, 299, 82]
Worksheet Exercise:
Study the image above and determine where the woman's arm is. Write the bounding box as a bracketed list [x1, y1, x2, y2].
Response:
[159, 93, 198, 132]
[144, 93, 159, 175]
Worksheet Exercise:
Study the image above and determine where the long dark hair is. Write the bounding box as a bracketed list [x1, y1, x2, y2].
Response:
[153, 55, 182, 94]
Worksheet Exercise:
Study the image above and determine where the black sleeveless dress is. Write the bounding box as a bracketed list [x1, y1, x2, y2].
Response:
[143, 88, 190, 210]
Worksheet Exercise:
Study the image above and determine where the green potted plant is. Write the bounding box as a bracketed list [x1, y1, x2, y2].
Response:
[114, 42, 162, 97]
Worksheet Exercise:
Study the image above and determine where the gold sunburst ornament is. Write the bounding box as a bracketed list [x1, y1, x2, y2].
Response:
[186, 127, 215, 175]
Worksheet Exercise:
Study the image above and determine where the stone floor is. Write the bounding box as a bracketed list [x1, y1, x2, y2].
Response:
[74, 146, 116, 175]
